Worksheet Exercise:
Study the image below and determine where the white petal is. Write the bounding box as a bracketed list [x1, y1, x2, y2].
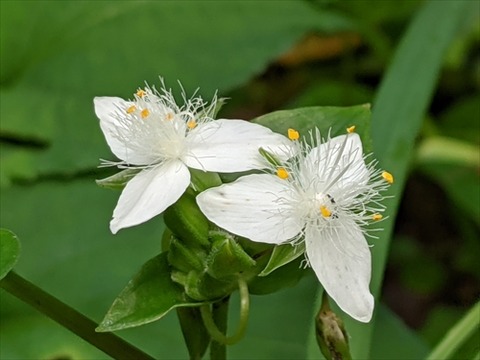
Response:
[303, 133, 369, 193]
[94, 96, 154, 165]
[110, 161, 190, 233]
[197, 174, 302, 243]
[305, 222, 374, 322]
[183, 120, 293, 172]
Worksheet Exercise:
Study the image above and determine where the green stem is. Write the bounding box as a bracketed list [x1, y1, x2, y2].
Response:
[200, 278, 250, 346]
[1, 271, 154, 360]
[210, 296, 230, 360]
[426, 301, 480, 360]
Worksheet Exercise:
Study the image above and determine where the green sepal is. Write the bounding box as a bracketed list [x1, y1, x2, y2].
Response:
[258, 147, 283, 167]
[164, 192, 210, 248]
[206, 233, 257, 281]
[161, 228, 173, 252]
[181, 270, 234, 301]
[249, 256, 305, 295]
[167, 236, 207, 273]
[97, 252, 205, 332]
[95, 168, 141, 190]
[176, 307, 210, 360]
[259, 242, 305, 276]
[189, 168, 223, 192]
[0, 228, 21, 280]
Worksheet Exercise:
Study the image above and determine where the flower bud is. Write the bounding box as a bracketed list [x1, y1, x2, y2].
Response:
[164, 192, 210, 248]
[206, 233, 256, 281]
[316, 293, 352, 360]
[167, 236, 207, 273]
[189, 168, 223, 192]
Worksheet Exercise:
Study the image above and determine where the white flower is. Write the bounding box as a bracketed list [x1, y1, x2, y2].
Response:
[197, 128, 393, 322]
[94, 84, 291, 234]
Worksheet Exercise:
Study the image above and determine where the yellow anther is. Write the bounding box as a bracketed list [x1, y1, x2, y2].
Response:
[276, 167, 289, 180]
[347, 125, 356, 133]
[166, 113, 174, 121]
[382, 171, 394, 184]
[288, 128, 300, 141]
[372, 214, 383, 221]
[126, 105, 136, 114]
[320, 205, 332, 218]
[187, 119, 197, 129]
[136, 89, 146, 97]
[140, 109, 150, 119]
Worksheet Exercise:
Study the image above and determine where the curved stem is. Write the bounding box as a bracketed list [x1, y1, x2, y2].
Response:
[200, 277, 250, 346]
[1, 271, 154, 360]
[210, 296, 229, 360]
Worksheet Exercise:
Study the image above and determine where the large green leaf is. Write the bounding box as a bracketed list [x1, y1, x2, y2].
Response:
[254, 104, 372, 151]
[0, 315, 107, 360]
[0, 179, 170, 358]
[0, 1, 349, 184]
[97, 252, 203, 332]
[0, 229, 20, 280]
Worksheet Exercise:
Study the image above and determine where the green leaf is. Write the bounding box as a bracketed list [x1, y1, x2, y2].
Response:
[97, 252, 203, 332]
[259, 243, 305, 277]
[1, 1, 333, 184]
[95, 168, 141, 190]
[254, 104, 372, 152]
[0, 179, 180, 358]
[0, 229, 20, 280]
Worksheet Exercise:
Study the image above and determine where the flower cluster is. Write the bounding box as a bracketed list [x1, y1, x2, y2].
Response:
[95, 82, 392, 322]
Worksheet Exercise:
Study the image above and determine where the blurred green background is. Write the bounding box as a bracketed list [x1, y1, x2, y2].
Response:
[1, 1, 478, 359]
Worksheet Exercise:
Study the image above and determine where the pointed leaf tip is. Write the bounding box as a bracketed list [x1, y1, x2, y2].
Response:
[0, 229, 21, 280]
[97, 252, 205, 332]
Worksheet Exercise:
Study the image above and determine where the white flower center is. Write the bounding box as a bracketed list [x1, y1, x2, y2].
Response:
[116, 105, 188, 164]
[301, 191, 337, 224]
